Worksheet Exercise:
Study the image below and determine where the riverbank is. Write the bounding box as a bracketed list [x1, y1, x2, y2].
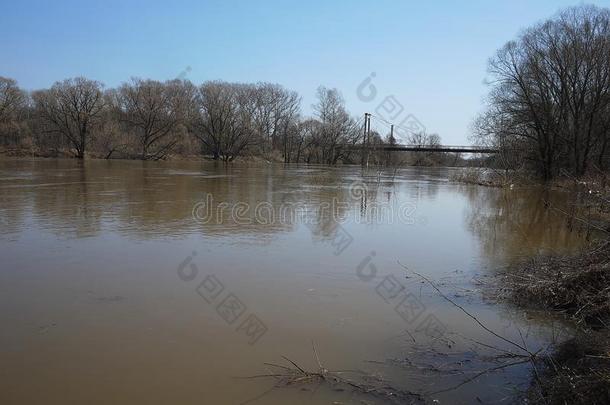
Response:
[498, 241, 610, 404]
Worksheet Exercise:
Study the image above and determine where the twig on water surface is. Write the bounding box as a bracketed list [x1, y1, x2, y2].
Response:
[238, 340, 425, 405]
[398, 261, 532, 356]
[396, 261, 555, 401]
[431, 358, 532, 395]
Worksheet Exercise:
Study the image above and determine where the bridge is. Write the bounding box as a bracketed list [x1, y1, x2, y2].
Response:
[354, 113, 499, 154]
[349, 144, 498, 153]
[380, 144, 498, 153]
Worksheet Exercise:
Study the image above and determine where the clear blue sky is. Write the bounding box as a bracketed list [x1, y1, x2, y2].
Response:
[1, 0, 609, 144]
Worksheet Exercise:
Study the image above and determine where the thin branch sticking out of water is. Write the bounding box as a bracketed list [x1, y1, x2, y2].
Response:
[239, 340, 425, 405]
[398, 261, 532, 356]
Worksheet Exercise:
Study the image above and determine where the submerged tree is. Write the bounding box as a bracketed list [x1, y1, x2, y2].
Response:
[115, 78, 191, 160]
[32, 77, 105, 159]
[188, 81, 256, 162]
[248, 83, 301, 158]
[310, 86, 359, 164]
[0, 77, 27, 147]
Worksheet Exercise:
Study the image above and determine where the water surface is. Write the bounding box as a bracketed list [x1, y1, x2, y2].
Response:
[0, 159, 592, 404]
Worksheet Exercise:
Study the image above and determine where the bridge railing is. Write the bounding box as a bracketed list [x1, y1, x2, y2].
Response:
[345, 143, 498, 152]
[372, 144, 499, 153]
[388, 144, 490, 150]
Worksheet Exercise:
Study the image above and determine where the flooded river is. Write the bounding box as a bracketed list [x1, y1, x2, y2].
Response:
[0, 159, 593, 404]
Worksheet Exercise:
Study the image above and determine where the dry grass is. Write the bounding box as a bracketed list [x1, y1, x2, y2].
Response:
[498, 241, 610, 404]
[549, 170, 610, 232]
[528, 330, 610, 405]
[500, 241, 610, 327]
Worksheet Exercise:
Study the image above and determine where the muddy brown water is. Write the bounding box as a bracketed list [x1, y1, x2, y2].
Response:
[0, 159, 593, 404]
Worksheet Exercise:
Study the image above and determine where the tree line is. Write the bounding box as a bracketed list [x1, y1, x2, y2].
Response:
[475, 5, 610, 179]
[0, 75, 457, 166]
[0, 76, 378, 163]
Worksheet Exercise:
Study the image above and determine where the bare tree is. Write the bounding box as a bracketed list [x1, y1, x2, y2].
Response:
[311, 86, 359, 164]
[406, 131, 444, 166]
[407, 131, 441, 147]
[115, 78, 190, 160]
[247, 83, 301, 159]
[479, 5, 610, 178]
[188, 81, 255, 162]
[91, 90, 128, 159]
[0, 77, 25, 123]
[0, 77, 27, 147]
[471, 106, 527, 172]
[32, 77, 105, 159]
